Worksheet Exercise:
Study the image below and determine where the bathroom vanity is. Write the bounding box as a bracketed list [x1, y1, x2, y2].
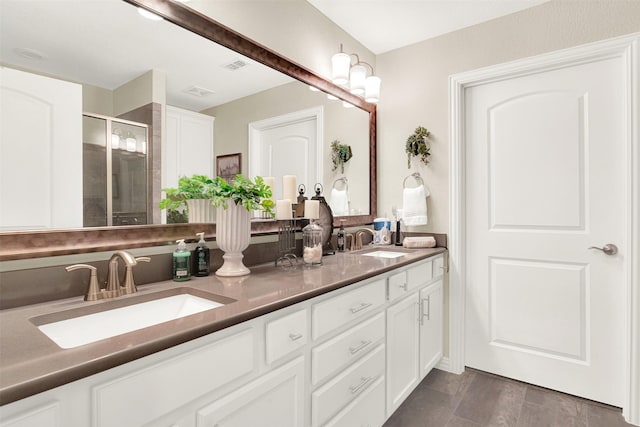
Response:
[0, 248, 445, 427]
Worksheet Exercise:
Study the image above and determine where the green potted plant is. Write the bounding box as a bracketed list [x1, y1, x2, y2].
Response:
[405, 126, 431, 168]
[210, 174, 274, 277]
[159, 174, 275, 223]
[159, 175, 218, 223]
[330, 140, 353, 174]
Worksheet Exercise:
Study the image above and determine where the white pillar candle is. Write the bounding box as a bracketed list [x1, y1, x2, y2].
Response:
[305, 199, 320, 219]
[263, 176, 275, 201]
[282, 175, 297, 202]
[275, 199, 293, 220]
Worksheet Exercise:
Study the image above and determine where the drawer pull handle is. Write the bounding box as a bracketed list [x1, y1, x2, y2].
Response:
[349, 340, 372, 355]
[350, 302, 373, 314]
[399, 281, 408, 291]
[289, 333, 303, 341]
[349, 376, 374, 394]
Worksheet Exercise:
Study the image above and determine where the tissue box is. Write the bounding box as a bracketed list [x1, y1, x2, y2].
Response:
[402, 236, 436, 248]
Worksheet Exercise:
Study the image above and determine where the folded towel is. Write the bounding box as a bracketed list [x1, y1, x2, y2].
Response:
[330, 188, 350, 216]
[403, 236, 436, 248]
[402, 184, 429, 226]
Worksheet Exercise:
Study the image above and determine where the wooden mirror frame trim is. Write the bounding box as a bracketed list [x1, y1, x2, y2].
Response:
[0, 0, 377, 261]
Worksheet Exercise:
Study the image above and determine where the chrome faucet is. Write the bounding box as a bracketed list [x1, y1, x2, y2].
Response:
[67, 251, 150, 301]
[351, 228, 375, 251]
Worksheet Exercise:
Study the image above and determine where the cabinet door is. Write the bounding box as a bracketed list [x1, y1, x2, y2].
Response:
[165, 106, 214, 188]
[0, 402, 60, 427]
[196, 357, 305, 427]
[385, 292, 420, 417]
[419, 279, 443, 380]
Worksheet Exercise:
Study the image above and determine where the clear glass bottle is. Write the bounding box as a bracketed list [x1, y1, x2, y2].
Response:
[302, 220, 323, 265]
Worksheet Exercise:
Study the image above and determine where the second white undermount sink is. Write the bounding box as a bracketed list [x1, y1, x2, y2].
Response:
[37, 294, 225, 349]
[360, 250, 410, 259]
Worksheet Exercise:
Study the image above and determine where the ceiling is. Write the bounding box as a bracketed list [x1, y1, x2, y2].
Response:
[306, 0, 550, 54]
[0, 0, 292, 112]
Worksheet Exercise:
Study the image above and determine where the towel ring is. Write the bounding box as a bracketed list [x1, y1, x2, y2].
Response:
[332, 177, 348, 191]
[403, 172, 424, 188]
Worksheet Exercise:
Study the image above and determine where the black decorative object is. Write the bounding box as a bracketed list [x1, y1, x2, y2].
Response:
[311, 183, 335, 255]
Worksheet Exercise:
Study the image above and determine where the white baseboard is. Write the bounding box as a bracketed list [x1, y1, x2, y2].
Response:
[436, 357, 451, 372]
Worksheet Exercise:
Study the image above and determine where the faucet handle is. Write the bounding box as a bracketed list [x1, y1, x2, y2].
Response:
[121, 257, 151, 295]
[66, 264, 101, 301]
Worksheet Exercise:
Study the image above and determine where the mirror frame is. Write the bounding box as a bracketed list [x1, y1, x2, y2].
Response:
[0, 0, 377, 261]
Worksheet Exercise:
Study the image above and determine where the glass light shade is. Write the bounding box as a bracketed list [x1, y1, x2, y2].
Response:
[111, 133, 120, 149]
[365, 75, 381, 103]
[126, 135, 137, 152]
[342, 101, 355, 108]
[331, 52, 350, 85]
[349, 64, 366, 95]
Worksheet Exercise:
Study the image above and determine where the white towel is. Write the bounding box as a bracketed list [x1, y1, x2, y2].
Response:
[402, 184, 429, 226]
[330, 188, 350, 216]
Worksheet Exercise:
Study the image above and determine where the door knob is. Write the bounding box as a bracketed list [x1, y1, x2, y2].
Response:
[588, 243, 618, 255]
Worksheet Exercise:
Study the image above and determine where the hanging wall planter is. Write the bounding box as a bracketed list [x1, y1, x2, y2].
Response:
[331, 140, 353, 174]
[405, 126, 431, 168]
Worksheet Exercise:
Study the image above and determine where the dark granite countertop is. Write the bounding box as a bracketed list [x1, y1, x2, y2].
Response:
[0, 246, 446, 405]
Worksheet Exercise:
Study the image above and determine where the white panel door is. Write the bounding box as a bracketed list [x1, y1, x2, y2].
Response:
[465, 55, 626, 406]
[249, 109, 321, 200]
[0, 67, 82, 230]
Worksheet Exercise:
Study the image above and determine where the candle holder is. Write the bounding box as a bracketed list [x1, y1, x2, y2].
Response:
[275, 219, 298, 268]
[302, 219, 323, 266]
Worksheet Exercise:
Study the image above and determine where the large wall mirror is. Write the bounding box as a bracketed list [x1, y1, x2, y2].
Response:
[0, 0, 376, 260]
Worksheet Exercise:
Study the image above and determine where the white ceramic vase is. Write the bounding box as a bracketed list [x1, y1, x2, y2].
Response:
[186, 199, 216, 223]
[215, 202, 251, 276]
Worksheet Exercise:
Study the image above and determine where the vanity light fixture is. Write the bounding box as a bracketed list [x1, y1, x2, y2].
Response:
[330, 44, 381, 103]
[111, 129, 121, 149]
[125, 132, 137, 152]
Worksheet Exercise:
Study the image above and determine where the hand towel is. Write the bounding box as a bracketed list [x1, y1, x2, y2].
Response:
[330, 188, 350, 216]
[402, 184, 429, 226]
[402, 236, 436, 248]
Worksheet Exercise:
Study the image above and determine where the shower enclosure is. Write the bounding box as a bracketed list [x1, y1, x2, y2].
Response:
[82, 114, 149, 227]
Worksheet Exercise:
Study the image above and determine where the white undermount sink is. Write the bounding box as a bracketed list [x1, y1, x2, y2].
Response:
[360, 250, 410, 259]
[36, 293, 225, 349]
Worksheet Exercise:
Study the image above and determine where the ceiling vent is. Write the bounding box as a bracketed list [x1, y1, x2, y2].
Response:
[183, 86, 215, 97]
[222, 60, 248, 71]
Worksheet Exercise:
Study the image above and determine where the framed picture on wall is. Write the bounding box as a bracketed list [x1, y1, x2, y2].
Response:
[217, 153, 241, 182]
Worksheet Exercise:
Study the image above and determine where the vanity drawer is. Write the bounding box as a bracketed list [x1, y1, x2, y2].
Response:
[324, 376, 385, 427]
[311, 344, 385, 427]
[92, 328, 255, 427]
[312, 312, 385, 384]
[407, 259, 433, 287]
[312, 279, 385, 340]
[387, 270, 408, 301]
[433, 255, 445, 278]
[266, 308, 307, 364]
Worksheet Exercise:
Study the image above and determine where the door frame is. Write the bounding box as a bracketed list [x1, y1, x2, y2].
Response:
[448, 33, 640, 423]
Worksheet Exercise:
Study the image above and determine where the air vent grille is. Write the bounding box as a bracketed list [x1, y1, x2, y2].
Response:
[182, 86, 215, 97]
[222, 60, 248, 71]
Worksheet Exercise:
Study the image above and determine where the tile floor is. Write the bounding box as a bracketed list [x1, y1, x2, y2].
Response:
[383, 368, 633, 427]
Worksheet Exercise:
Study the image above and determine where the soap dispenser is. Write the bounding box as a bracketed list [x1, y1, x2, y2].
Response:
[173, 239, 190, 281]
[193, 232, 210, 277]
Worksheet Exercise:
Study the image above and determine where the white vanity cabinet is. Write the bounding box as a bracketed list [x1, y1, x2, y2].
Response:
[386, 255, 444, 418]
[419, 279, 443, 379]
[196, 357, 305, 427]
[0, 252, 446, 427]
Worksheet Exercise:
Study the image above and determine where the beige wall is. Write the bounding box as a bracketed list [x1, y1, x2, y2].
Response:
[376, 0, 640, 233]
[205, 81, 370, 214]
[192, 0, 375, 84]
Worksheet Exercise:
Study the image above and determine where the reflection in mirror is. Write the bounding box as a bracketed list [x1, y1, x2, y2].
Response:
[0, 0, 372, 233]
[0, 0, 376, 260]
